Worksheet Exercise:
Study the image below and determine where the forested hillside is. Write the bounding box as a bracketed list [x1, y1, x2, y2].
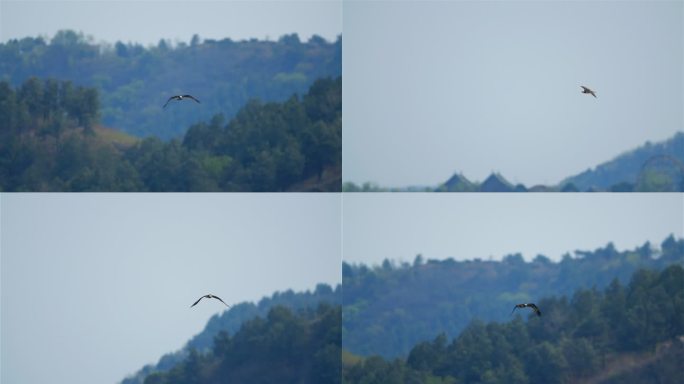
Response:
[122, 284, 340, 384]
[0, 76, 341, 191]
[144, 304, 341, 384]
[343, 264, 684, 384]
[342, 235, 683, 358]
[0, 30, 341, 138]
[559, 131, 684, 191]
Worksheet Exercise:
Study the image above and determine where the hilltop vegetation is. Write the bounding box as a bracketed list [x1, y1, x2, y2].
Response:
[343, 264, 684, 384]
[0, 76, 341, 191]
[144, 304, 341, 384]
[560, 131, 684, 191]
[136, 302, 340, 384]
[0, 30, 341, 139]
[342, 235, 683, 358]
[122, 284, 340, 384]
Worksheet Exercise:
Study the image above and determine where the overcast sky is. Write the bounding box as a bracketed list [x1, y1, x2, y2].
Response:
[0, 0, 342, 46]
[1, 193, 341, 384]
[343, 0, 683, 187]
[343, 193, 684, 266]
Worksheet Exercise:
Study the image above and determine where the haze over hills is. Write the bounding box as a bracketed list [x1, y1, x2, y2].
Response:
[121, 284, 340, 384]
[342, 235, 684, 358]
[0, 30, 341, 139]
[343, 132, 684, 192]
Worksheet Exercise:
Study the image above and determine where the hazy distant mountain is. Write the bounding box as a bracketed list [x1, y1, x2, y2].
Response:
[440, 172, 475, 192]
[559, 131, 684, 191]
[120, 284, 340, 384]
[480, 172, 515, 192]
[344, 132, 684, 192]
[342, 235, 683, 358]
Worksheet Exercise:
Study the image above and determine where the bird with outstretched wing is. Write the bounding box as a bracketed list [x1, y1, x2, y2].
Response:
[163, 94, 201, 109]
[580, 86, 597, 98]
[191, 294, 230, 308]
[511, 303, 542, 317]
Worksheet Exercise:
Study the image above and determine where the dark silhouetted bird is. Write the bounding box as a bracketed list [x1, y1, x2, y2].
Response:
[190, 294, 230, 308]
[580, 86, 597, 98]
[163, 94, 201, 109]
[511, 303, 542, 316]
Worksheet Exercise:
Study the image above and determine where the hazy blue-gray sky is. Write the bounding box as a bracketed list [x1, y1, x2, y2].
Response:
[343, 0, 683, 187]
[1, 193, 341, 384]
[343, 193, 684, 266]
[0, 0, 341, 45]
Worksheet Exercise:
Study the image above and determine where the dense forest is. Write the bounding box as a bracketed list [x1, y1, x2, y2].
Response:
[343, 264, 684, 384]
[343, 235, 684, 358]
[0, 76, 341, 191]
[0, 30, 341, 138]
[143, 303, 341, 384]
[343, 131, 684, 192]
[122, 284, 340, 384]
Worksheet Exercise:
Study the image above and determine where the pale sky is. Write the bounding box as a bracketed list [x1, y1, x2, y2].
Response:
[342, 193, 684, 266]
[0, 0, 342, 46]
[1, 193, 341, 384]
[343, 0, 684, 187]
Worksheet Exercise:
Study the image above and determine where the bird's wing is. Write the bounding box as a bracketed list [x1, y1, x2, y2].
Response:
[182, 95, 201, 104]
[163, 96, 176, 109]
[591, 91, 597, 98]
[511, 305, 519, 315]
[527, 303, 542, 316]
[212, 295, 230, 307]
[190, 296, 206, 307]
[581, 86, 589, 91]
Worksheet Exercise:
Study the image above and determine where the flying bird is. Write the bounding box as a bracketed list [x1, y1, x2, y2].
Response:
[580, 86, 597, 98]
[190, 294, 230, 308]
[163, 94, 201, 109]
[511, 303, 542, 317]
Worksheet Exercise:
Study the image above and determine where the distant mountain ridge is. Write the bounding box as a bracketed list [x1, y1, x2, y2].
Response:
[342, 131, 684, 192]
[449, 131, 684, 192]
[559, 131, 684, 191]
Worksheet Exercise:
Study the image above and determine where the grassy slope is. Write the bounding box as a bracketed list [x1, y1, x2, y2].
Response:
[92, 125, 140, 148]
[579, 336, 684, 384]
